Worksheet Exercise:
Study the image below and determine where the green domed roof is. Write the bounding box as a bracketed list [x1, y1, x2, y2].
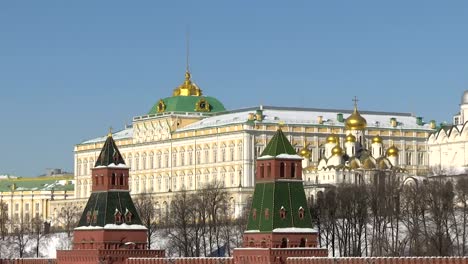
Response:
[148, 95, 226, 115]
[148, 71, 226, 115]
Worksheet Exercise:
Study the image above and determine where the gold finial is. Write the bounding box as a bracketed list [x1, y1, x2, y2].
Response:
[107, 127, 113, 137]
[278, 121, 285, 130]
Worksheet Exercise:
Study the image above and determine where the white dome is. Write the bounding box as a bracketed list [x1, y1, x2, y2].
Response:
[462, 90, 468, 105]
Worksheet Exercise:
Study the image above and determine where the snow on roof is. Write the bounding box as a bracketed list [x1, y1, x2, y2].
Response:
[272, 227, 318, 233]
[75, 223, 147, 230]
[178, 106, 433, 131]
[81, 128, 133, 144]
[258, 154, 303, 160]
[94, 163, 128, 169]
[80, 106, 432, 144]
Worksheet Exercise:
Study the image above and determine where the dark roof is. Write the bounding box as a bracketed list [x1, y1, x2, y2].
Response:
[247, 182, 313, 232]
[94, 135, 126, 167]
[260, 129, 297, 157]
[77, 191, 142, 227]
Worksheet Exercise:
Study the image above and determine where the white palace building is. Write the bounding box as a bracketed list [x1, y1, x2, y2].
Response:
[428, 90, 468, 175]
[73, 70, 436, 218]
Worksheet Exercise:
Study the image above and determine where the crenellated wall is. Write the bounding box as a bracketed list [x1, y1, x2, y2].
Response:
[286, 257, 468, 264]
[126, 257, 234, 264]
[4, 255, 468, 264]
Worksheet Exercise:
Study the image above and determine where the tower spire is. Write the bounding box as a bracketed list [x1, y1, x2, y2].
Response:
[186, 26, 190, 74]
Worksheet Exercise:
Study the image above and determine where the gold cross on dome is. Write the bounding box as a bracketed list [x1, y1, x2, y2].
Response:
[352, 96, 359, 107]
[107, 127, 113, 137]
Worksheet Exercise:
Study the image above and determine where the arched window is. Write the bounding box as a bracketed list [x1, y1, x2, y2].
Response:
[180, 150, 185, 166]
[128, 154, 133, 170]
[264, 208, 270, 220]
[221, 146, 226, 162]
[164, 152, 169, 168]
[213, 147, 218, 163]
[237, 144, 243, 160]
[142, 153, 147, 170]
[281, 238, 287, 248]
[196, 149, 201, 165]
[157, 153, 162, 168]
[125, 210, 132, 223]
[149, 153, 154, 169]
[172, 152, 177, 167]
[298, 207, 305, 219]
[267, 163, 271, 177]
[111, 173, 116, 185]
[300, 238, 306, 247]
[77, 160, 82, 176]
[188, 149, 193, 165]
[229, 145, 235, 161]
[114, 210, 122, 224]
[280, 206, 286, 219]
[120, 174, 124, 186]
[135, 154, 140, 171]
[280, 162, 285, 178]
[291, 163, 296, 178]
[83, 160, 88, 176]
[204, 148, 209, 164]
[260, 164, 264, 178]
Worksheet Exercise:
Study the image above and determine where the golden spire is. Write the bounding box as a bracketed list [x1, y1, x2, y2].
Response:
[107, 127, 113, 138]
[172, 29, 203, 97]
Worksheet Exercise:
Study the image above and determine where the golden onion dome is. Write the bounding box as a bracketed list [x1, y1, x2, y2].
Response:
[345, 105, 367, 130]
[298, 147, 311, 158]
[345, 134, 356, 143]
[386, 145, 399, 157]
[372, 135, 383, 144]
[326, 134, 338, 144]
[172, 71, 203, 96]
[331, 145, 344, 156]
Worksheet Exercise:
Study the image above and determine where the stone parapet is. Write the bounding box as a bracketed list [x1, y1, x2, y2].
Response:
[126, 257, 234, 264]
[57, 249, 165, 264]
[286, 257, 468, 264]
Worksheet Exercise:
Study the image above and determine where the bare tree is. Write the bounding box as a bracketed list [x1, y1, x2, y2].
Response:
[30, 216, 49, 257]
[57, 204, 81, 238]
[166, 189, 194, 257]
[0, 201, 8, 240]
[134, 192, 158, 249]
[456, 178, 468, 256]
[9, 217, 30, 258]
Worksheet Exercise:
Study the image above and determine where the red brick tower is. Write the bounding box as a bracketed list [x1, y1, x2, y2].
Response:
[233, 129, 328, 264]
[57, 132, 164, 264]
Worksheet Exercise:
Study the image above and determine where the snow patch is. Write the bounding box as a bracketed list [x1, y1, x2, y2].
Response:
[272, 227, 318, 233]
[75, 223, 147, 230]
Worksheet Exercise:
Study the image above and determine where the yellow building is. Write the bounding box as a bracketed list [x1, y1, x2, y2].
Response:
[73, 70, 435, 217]
[0, 174, 74, 229]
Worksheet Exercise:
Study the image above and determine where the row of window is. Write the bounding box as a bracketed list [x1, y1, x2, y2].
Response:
[77, 145, 244, 176]
[78, 172, 241, 197]
[251, 207, 305, 221]
[259, 162, 299, 178]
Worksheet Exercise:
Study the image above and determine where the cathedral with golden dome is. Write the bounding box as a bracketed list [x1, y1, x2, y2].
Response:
[67, 68, 435, 221]
[301, 101, 406, 188]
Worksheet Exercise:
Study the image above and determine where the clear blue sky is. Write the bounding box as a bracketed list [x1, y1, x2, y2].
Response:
[0, 1, 467, 176]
